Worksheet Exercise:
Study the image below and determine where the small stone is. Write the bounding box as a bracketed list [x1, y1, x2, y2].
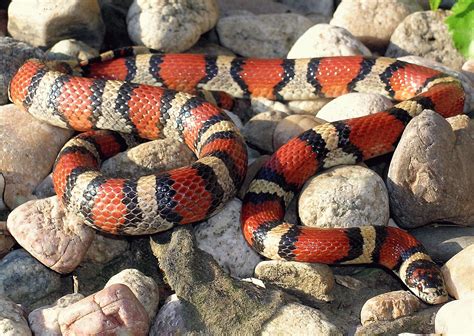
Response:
[242, 110, 289, 153]
[127, 0, 219, 52]
[7, 196, 94, 274]
[58, 284, 149, 335]
[0, 295, 31, 336]
[441, 244, 474, 300]
[299, 165, 389, 228]
[360, 290, 422, 326]
[83, 233, 129, 265]
[261, 303, 342, 335]
[386, 10, 466, 70]
[255, 260, 335, 302]
[217, 13, 314, 58]
[273, 114, 326, 150]
[28, 293, 85, 336]
[462, 59, 474, 73]
[316, 93, 393, 122]
[435, 297, 474, 335]
[7, 0, 105, 49]
[287, 24, 371, 59]
[47, 39, 99, 61]
[194, 198, 262, 278]
[149, 294, 188, 335]
[105, 269, 159, 320]
[330, 0, 421, 49]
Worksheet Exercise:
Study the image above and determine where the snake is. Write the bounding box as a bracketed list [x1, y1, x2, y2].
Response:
[8, 48, 466, 304]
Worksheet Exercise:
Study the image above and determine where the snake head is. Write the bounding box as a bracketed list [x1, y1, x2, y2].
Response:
[401, 258, 448, 304]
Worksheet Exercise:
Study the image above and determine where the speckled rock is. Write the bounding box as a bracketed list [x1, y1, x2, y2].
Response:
[149, 294, 188, 335]
[6, 196, 94, 274]
[83, 233, 129, 265]
[255, 261, 335, 302]
[435, 297, 474, 335]
[47, 39, 98, 61]
[330, 0, 421, 49]
[0, 249, 63, 308]
[101, 138, 195, 178]
[28, 293, 85, 336]
[217, 13, 314, 58]
[442, 244, 474, 300]
[0, 37, 44, 105]
[287, 24, 371, 59]
[387, 111, 474, 228]
[316, 93, 393, 122]
[0, 221, 14, 256]
[299, 165, 389, 228]
[0, 105, 73, 209]
[0, 295, 31, 336]
[360, 290, 422, 326]
[105, 269, 159, 320]
[58, 284, 149, 335]
[273, 114, 326, 150]
[194, 198, 262, 278]
[261, 303, 342, 335]
[386, 10, 466, 70]
[7, 0, 105, 49]
[243, 110, 289, 153]
[127, 0, 219, 52]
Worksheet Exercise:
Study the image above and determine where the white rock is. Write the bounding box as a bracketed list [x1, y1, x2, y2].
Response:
[435, 297, 474, 335]
[47, 39, 98, 61]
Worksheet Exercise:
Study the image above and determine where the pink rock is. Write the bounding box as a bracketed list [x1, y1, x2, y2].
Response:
[58, 284, 149, 335]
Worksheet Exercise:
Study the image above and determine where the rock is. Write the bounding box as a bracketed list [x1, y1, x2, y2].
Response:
[441, 244, 474, 299]
[187, 41, 235, 56]
[411, 225, 474, 263]
[33, 174, 55, 199]
[127, 0, 219, 52]
[83, 233, 129, 264]
[194, 198, 262, 278]
[238, 155, 270, 199]
[435, 297, 474, 335]
[242, 110, 289, 153]
[7, 196, 94, 274]
[299, 165, 389, 228]
[463, 59, 474, 73]
[99, 0, 133, 50]
[7, 0, 105, 49]
[287, 24, 371, 59]
[28, 293, 84, 336]
[316, 93, 393, 122]
[58, 284, 149, 335]
[0, 295, 31, 336]
[0, 221, 14, 257]
[255, 261, 335, 302]
[217, 13, 314, 58]
[278, 0, 334, 17]
[0, 37, 44, 105]
[273, 114, 326, 150]
[0, 105, 73, 209]
[386, 10, 466, 70]
[330, 0, 421, 49]
[0, 249, 63, 309]
[101, 138, 195, 178]
[105, 269, 159, 320]
[149, 294, 189, 335]
[251, 97, 331, 116]
[360, 290, 422, 326]
[387, 112, 474, 228]
[47, 39, 99, 61]
[0, 10, 7, 36]
[217, 0, 294, 16]
[261, 303, 342, 335]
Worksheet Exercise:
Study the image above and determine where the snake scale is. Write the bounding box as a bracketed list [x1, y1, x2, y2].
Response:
[9, 47, 466, 304]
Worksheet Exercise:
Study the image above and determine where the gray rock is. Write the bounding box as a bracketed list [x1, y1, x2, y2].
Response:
[0, 295, 31, 336]
[278, 0, 334, 17]
[149, 294, 192, 335]
[386, 10, 466, 70]
[84, 233, 130, 265]
[387, 111, 474, 228]
[242, 110, 289, 153]
[217, 0, 294, 16]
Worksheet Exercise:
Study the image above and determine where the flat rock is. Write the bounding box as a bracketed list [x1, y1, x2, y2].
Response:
[7, 196, 94, 274]
[28, 293, 84, 336]
[105, 269, 159, 320]
[435, 297, 474, 335]
[0, 295, 31, 336]
[58, 284, 149, 335]
[387, 111, 474, 228]
[217, 13, 314, 58]
[8, 0, 104, 49]
[47, 39, 98, 61]
[0, 104, 73, 209]
[127, 0, 219, 52]
[255, 260, 335, 302]
[386, 10, 466, 70]
[288, 24, 371, 59]
[360, 290, 422, 326]
[441, 244, 474, 299]
[194, 198, 262, 279]
[330, 0, 421, 49]
[299, 165, 389, 228]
